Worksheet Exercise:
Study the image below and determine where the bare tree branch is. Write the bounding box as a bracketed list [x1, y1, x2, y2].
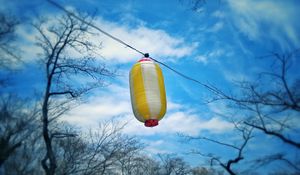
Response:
[244, 121, 300, 149]
[0, 94, 39, 166]
[33, 11, 114, 175]
[195, 50, 300, 174]
[184, 123, 253, 175]
[0, 12, 20, 69]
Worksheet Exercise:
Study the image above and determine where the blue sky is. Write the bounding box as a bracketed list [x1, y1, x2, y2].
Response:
[1, 0, 300, 174]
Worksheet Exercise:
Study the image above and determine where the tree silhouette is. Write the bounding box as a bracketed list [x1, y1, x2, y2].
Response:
[189, 50, 300, 174]
[158, 154, 191, 175]
[0, 94, 39, 167]
[33, 12, 114, 175]
[0, 12, 20, 68]
[182, 121, 253, 175]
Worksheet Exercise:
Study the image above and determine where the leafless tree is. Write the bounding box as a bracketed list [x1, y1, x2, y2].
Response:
[0, 94, 39, 167]
[190, 166, 223, 175]
[116, 140, 145, 175]
[250, 153, 300, 173]
[183, 122, 253, 175]
[180, 0, 222, 12]
[2, 126, 44, 175]
[158, 154, 191, 175]
[207, 51, 300, 147]
[0, 12, 20, 88]
[0, 12, 19, 69]
[47, 123, 82, 175]
[119, 155, 160, 175]
[54, 121, 142, 175]
[0, 94, 41, 175]
[33, 12, 114, 175]
[179, 0, 207, 11]
[193, 50, 300, 174]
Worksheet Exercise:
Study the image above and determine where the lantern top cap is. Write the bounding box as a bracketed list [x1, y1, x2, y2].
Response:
[138, 58, 152, 62]
[138, 53, 151, 62]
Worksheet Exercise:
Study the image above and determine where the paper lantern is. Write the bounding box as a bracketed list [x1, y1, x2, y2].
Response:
[129, 57, 167, 127]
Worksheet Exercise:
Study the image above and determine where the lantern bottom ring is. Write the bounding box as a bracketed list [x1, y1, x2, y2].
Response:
[144, 119, 159, 127]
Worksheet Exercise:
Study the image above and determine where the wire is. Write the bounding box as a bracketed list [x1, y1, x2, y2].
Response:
[46, 0, 145, 56]
[150, 57, 219, 92]
[46, 0, 212, 90]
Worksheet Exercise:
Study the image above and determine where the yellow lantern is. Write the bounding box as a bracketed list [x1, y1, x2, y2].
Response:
[129, 57, 167, 127]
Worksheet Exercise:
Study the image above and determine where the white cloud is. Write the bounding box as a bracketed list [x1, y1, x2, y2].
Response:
[61, 83, 132, 128]
[91, 17, 198, 62]
[208, 102, 229, 115]
[167, 101, 184, 111]
[123, 111, 233, 136]
[208, 21, 224, 32]
[14, 14, 197, 63]
[14, 24, 43, 62]
[195, 48, 229, 64]
[221, 68, 252, 82]
[208, 49, 225, 58]
[212, 10, 225, 19]
[64, 97, 131, 126]
[195, 55, 208, 64]
[142, 140, 172, 155]
[62, 81, 233, 136]
[227, 0, 300, 49]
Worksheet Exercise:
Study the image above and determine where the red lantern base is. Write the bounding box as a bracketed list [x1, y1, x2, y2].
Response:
[144, 119, 159, 127]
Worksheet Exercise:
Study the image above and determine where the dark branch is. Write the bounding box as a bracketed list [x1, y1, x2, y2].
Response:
[49, 91, 76, 97]
[244, 121, 300, 149]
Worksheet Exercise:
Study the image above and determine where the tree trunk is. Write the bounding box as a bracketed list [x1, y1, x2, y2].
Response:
[41, 78, 57, 175]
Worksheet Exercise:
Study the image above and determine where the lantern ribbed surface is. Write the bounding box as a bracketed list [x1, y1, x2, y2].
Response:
[129, 58, 167, 127]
